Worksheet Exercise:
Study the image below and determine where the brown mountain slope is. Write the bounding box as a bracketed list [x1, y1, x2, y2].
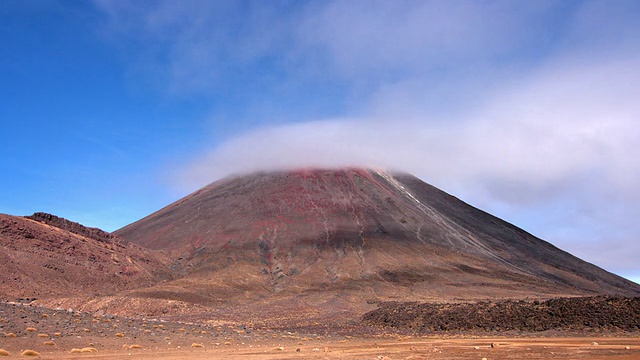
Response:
[115, 168, 640, 315]
[0, 213, 169, 301]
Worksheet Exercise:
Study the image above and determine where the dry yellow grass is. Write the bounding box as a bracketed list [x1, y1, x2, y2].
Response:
[42, 314, 49, 318]
[115, 332, 125, 337]
[25, 327, 37, 333]
[69, 349, 82, 354]
[128, 344, 143, 349]
[80, 347, 97, 353]
[54, 332, 61, 337]
[0, 349, 10, 356]
[37, 333, 48, 338]
[43, 341, 56, 346]
[21, 350, 41, 356]
[83, 328, 90, 332]
[191, 343, 204, 348]
[4, 333, 16, 338]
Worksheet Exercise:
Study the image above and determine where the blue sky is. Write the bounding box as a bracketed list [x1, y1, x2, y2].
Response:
[1, 1, 639, 284]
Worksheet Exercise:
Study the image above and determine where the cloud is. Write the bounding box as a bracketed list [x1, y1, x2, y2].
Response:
[180, 50, 640, 193]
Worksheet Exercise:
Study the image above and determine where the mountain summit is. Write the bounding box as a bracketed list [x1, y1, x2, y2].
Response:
[115, 168, 640, 310]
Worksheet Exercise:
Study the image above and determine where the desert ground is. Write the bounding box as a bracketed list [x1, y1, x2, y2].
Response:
[2, 301, 640, 360]
[2, 333, 640, 359]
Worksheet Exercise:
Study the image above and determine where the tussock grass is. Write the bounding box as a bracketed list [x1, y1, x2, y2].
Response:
[80, 347, 97, 353]
[21, 350, 41, 356]
[191, 343, 204, 348]
[4, 333, 16, 338]
[25, 327, 37, 333]
[115, 332, 124, 337]
[128, 344, 143, 349]
[69, 348, 82, 354]
[0, 349, 10, 356]
[42, 314, 49, 318]
[43, 341, 56, 346]
[54, 332, 61, 337]
[37, 333, 48, 338]
[83, 328, 90, 332]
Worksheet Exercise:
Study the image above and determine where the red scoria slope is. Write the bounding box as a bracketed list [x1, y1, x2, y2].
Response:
[114, 168, 640, 315]
[0, 213, 169, 301]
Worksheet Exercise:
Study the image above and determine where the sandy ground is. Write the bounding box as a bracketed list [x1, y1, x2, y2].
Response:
[2, 335, 640, 359]
[2, 302, 640, 359]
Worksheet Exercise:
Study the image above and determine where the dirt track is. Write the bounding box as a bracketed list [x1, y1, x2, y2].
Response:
[2, 336, 640, 359]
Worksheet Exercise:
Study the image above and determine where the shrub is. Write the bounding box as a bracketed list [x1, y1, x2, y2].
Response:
[0, 349, 10, 356]
[21, 350, 41, 356]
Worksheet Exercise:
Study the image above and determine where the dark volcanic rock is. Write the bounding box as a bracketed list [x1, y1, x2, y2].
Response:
[26, 212, 123, 246]
[362, 296, 640, 333]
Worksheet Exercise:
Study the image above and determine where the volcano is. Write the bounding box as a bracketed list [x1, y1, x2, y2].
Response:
[115, 168, 640, 315]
